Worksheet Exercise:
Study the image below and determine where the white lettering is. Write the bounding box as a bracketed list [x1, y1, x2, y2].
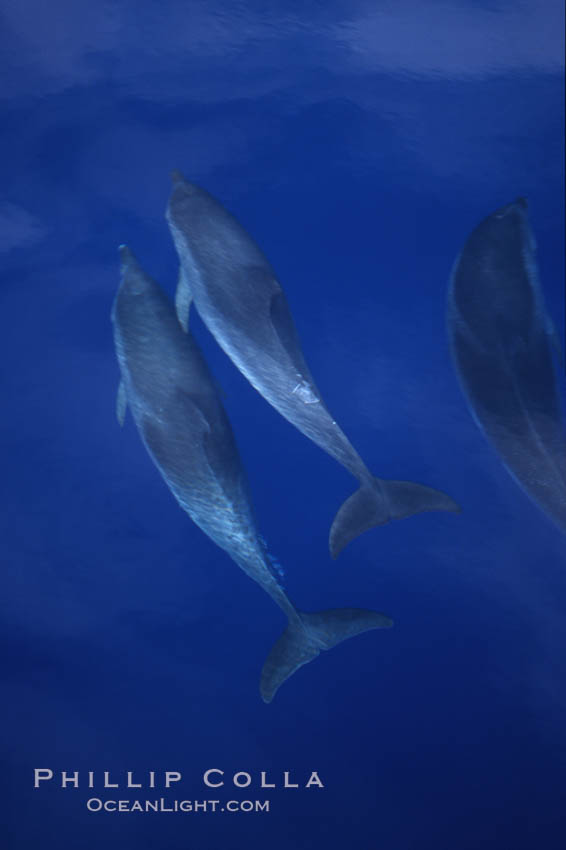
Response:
[61, 772, 79, 788]
[34, 769, 53, 788]
[165, 771, 181, 788]
[127, 772, 141, 788]
[306, 771, 324, 788]
[104, 772, 118, 788]
[284, 771, 298, 788]
[203, 769, 224, 788]
[233, 772, 251, 788]
[260, 772, 275, 788]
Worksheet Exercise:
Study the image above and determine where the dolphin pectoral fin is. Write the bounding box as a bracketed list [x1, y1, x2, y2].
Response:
[116, 380, 127, 426]
[175, 266, 193, 332]
[329, 477, 460, 559]
[269, 289, 319, 389]
[260, 608, 393, 703]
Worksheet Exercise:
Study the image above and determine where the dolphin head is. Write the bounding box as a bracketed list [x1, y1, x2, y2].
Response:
[117, 245, 154, 297]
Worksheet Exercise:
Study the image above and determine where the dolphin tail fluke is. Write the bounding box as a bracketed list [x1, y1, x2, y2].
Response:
[329, 477, 460, 559]
[260, 608, 393, 703]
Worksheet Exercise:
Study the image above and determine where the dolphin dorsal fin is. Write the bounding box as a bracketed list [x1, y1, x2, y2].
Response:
[116, 379, 127, 426]
[175, 266, 193, 332]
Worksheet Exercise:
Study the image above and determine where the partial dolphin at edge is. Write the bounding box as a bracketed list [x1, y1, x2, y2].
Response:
[165, 171, 460, 558]
[447, 198, 566, 534]
[112, 245, 393, 702]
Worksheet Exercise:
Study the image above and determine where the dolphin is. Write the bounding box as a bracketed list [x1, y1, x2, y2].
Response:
[447, 198, 566, 533]
[166, 171, 459, 558]
[111, 245, 393, 702]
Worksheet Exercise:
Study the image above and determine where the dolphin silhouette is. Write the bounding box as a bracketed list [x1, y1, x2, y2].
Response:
[447, 198, 566, 533]
[112, 246, 393, 702]
[166, 171, 459, 558]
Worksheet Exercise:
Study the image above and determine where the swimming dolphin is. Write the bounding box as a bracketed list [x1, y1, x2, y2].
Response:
[166, 171, 459, 558]
[111, 246, 393, 702]
[447, 198, 566, 533]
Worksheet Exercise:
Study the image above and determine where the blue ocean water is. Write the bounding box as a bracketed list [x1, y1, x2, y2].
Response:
[1, 2, 564, 848]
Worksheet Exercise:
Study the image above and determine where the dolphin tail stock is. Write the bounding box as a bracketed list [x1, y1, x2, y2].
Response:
[260, 607, 393, 703]
[329, 477, 460, 559]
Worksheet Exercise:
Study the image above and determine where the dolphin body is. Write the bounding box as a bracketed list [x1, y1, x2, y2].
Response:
[166, 171, 459, 558]
[112, 246, 393, 702]
[447, 198, 566, 534]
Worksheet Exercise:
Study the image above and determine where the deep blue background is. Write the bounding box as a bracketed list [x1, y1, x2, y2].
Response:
[1, 2, 565, 848]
